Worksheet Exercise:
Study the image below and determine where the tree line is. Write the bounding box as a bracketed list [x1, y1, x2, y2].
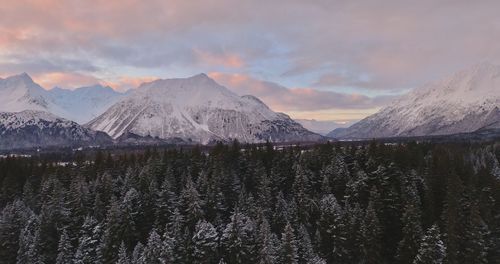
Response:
[0, 141, 499, 263]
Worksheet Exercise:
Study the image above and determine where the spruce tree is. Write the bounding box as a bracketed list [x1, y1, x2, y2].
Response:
[256, 218, 278, 264]
[141, 228, 163, 264]
[0, 200, 33, 263]
[318, 194, 348, 263]
[56, 229, 74, 264]
[413, 224, 446, 264]
[360, 201, 383, 264]
[280, 222, 299, 264]
[16, 215, 42, 264]
[74, 216, 102, 264]
[116, 242, 130, 264]
[221, 209, 256, 264]
[192, 220, 219, 264]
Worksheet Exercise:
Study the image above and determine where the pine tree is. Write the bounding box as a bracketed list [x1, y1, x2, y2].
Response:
[397, 190, 423, 263]
[360, 200, 382, 264]
[116, 242, 130, 264]
[318, 194, 348, 263]
[37, 204, 61, 263]
[131, 242, 144, 264]
[192, 220, 219, 264]
[459, 200, 490, 264]
[296, 225, 314, 263]
[256, 218, 278, 264]
[141, 228, 163, 264]
[293, 164, 311, 224]
[121, 188, 142, 249]
[166, 208, 187, 262]
[280, 222, 299, 264]
[0, 200, 33, 263]
[221, 209, 256, 264]
[180, 177, 204, 231]
[16, 215, 42, 264]
[74, 216, 102, 264]
[100, 196, 124, 263]
[56, 229, 74, 264]
[413, 224, 446, 264]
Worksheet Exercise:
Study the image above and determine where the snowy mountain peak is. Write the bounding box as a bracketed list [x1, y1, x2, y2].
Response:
[7, 72, 34, 83]
[329, 63, 500, 139]
[1, 72, 38, 90]
[0, 73, 55, 114]
[88, 75, 322, 143]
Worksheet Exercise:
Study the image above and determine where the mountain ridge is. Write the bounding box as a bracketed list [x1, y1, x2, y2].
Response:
[329, 62, 500, 139]
[87, 74, 323, 144]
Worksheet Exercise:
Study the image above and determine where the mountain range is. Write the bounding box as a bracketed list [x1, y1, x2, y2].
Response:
[329, 63, 500, 139]
[0, 73, 321, 149]
[1, 62, 499, 150]
[0, 73, 125, 124]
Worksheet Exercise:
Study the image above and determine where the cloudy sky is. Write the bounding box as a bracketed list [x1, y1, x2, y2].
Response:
[1, 0, 499, 123]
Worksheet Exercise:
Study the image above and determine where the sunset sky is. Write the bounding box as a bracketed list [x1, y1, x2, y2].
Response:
[1, 0, 499, 122]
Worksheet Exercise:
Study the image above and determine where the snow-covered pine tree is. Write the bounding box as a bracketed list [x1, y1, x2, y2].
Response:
[180, 176, 204, 232]
[56, 229, 74, 264]
[256, 218, 278, 264]
[141, 228, 163, 264]
[16, 214, 41, 264]
[116, 242, 130, 264]
[131, 242, 144, 264]
[413, 224, 446, 264]
[360, 200, 383, 264]
[318, 194, 348, 263]
[297, 224, 315, 263]
[74, 216, 102, 264]
[221, 209, 256, 264]
[279, 222, 299, 264]
[397, 189, 424, 263]
[192, 219, 219, 264]
[0, 200, 33, 263]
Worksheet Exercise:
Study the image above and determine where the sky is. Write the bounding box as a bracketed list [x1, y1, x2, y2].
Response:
[1, 0, 500, 123]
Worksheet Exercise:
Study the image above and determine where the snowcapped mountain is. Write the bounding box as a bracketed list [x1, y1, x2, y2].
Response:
[46, 85, 126, 123]
[0, 73, 125, 124]
[0, 73, 67, 116]
[88, 73, 322, 144]
[0, 110, 112, 150]
[329, 63, 500, 139]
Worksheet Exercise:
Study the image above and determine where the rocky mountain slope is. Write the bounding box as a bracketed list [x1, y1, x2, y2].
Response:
[88, 74, 322, 144]
[0, 110, 112, 150]
[329, 63, 500, 139]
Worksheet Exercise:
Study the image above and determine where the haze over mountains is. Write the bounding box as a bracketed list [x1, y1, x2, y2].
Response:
[329, 63, 500, 139]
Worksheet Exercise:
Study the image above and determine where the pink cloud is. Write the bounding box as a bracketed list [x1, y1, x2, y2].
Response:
[104, 76, 159, 92]
[209, 72, 395, 113]
[33, 72, 101, 90]
[194, 49, 244, 68]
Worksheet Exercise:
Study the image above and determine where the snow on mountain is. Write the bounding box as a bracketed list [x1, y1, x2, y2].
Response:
[329, 62, 500, 139]
[0, 110, 112, 150]
[87, 73, 323, 144]
[0, 73, 126, 124]
[0, 73, 67, 116]
[295, 119, 352, 136]
[46, 85, 126, 124]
